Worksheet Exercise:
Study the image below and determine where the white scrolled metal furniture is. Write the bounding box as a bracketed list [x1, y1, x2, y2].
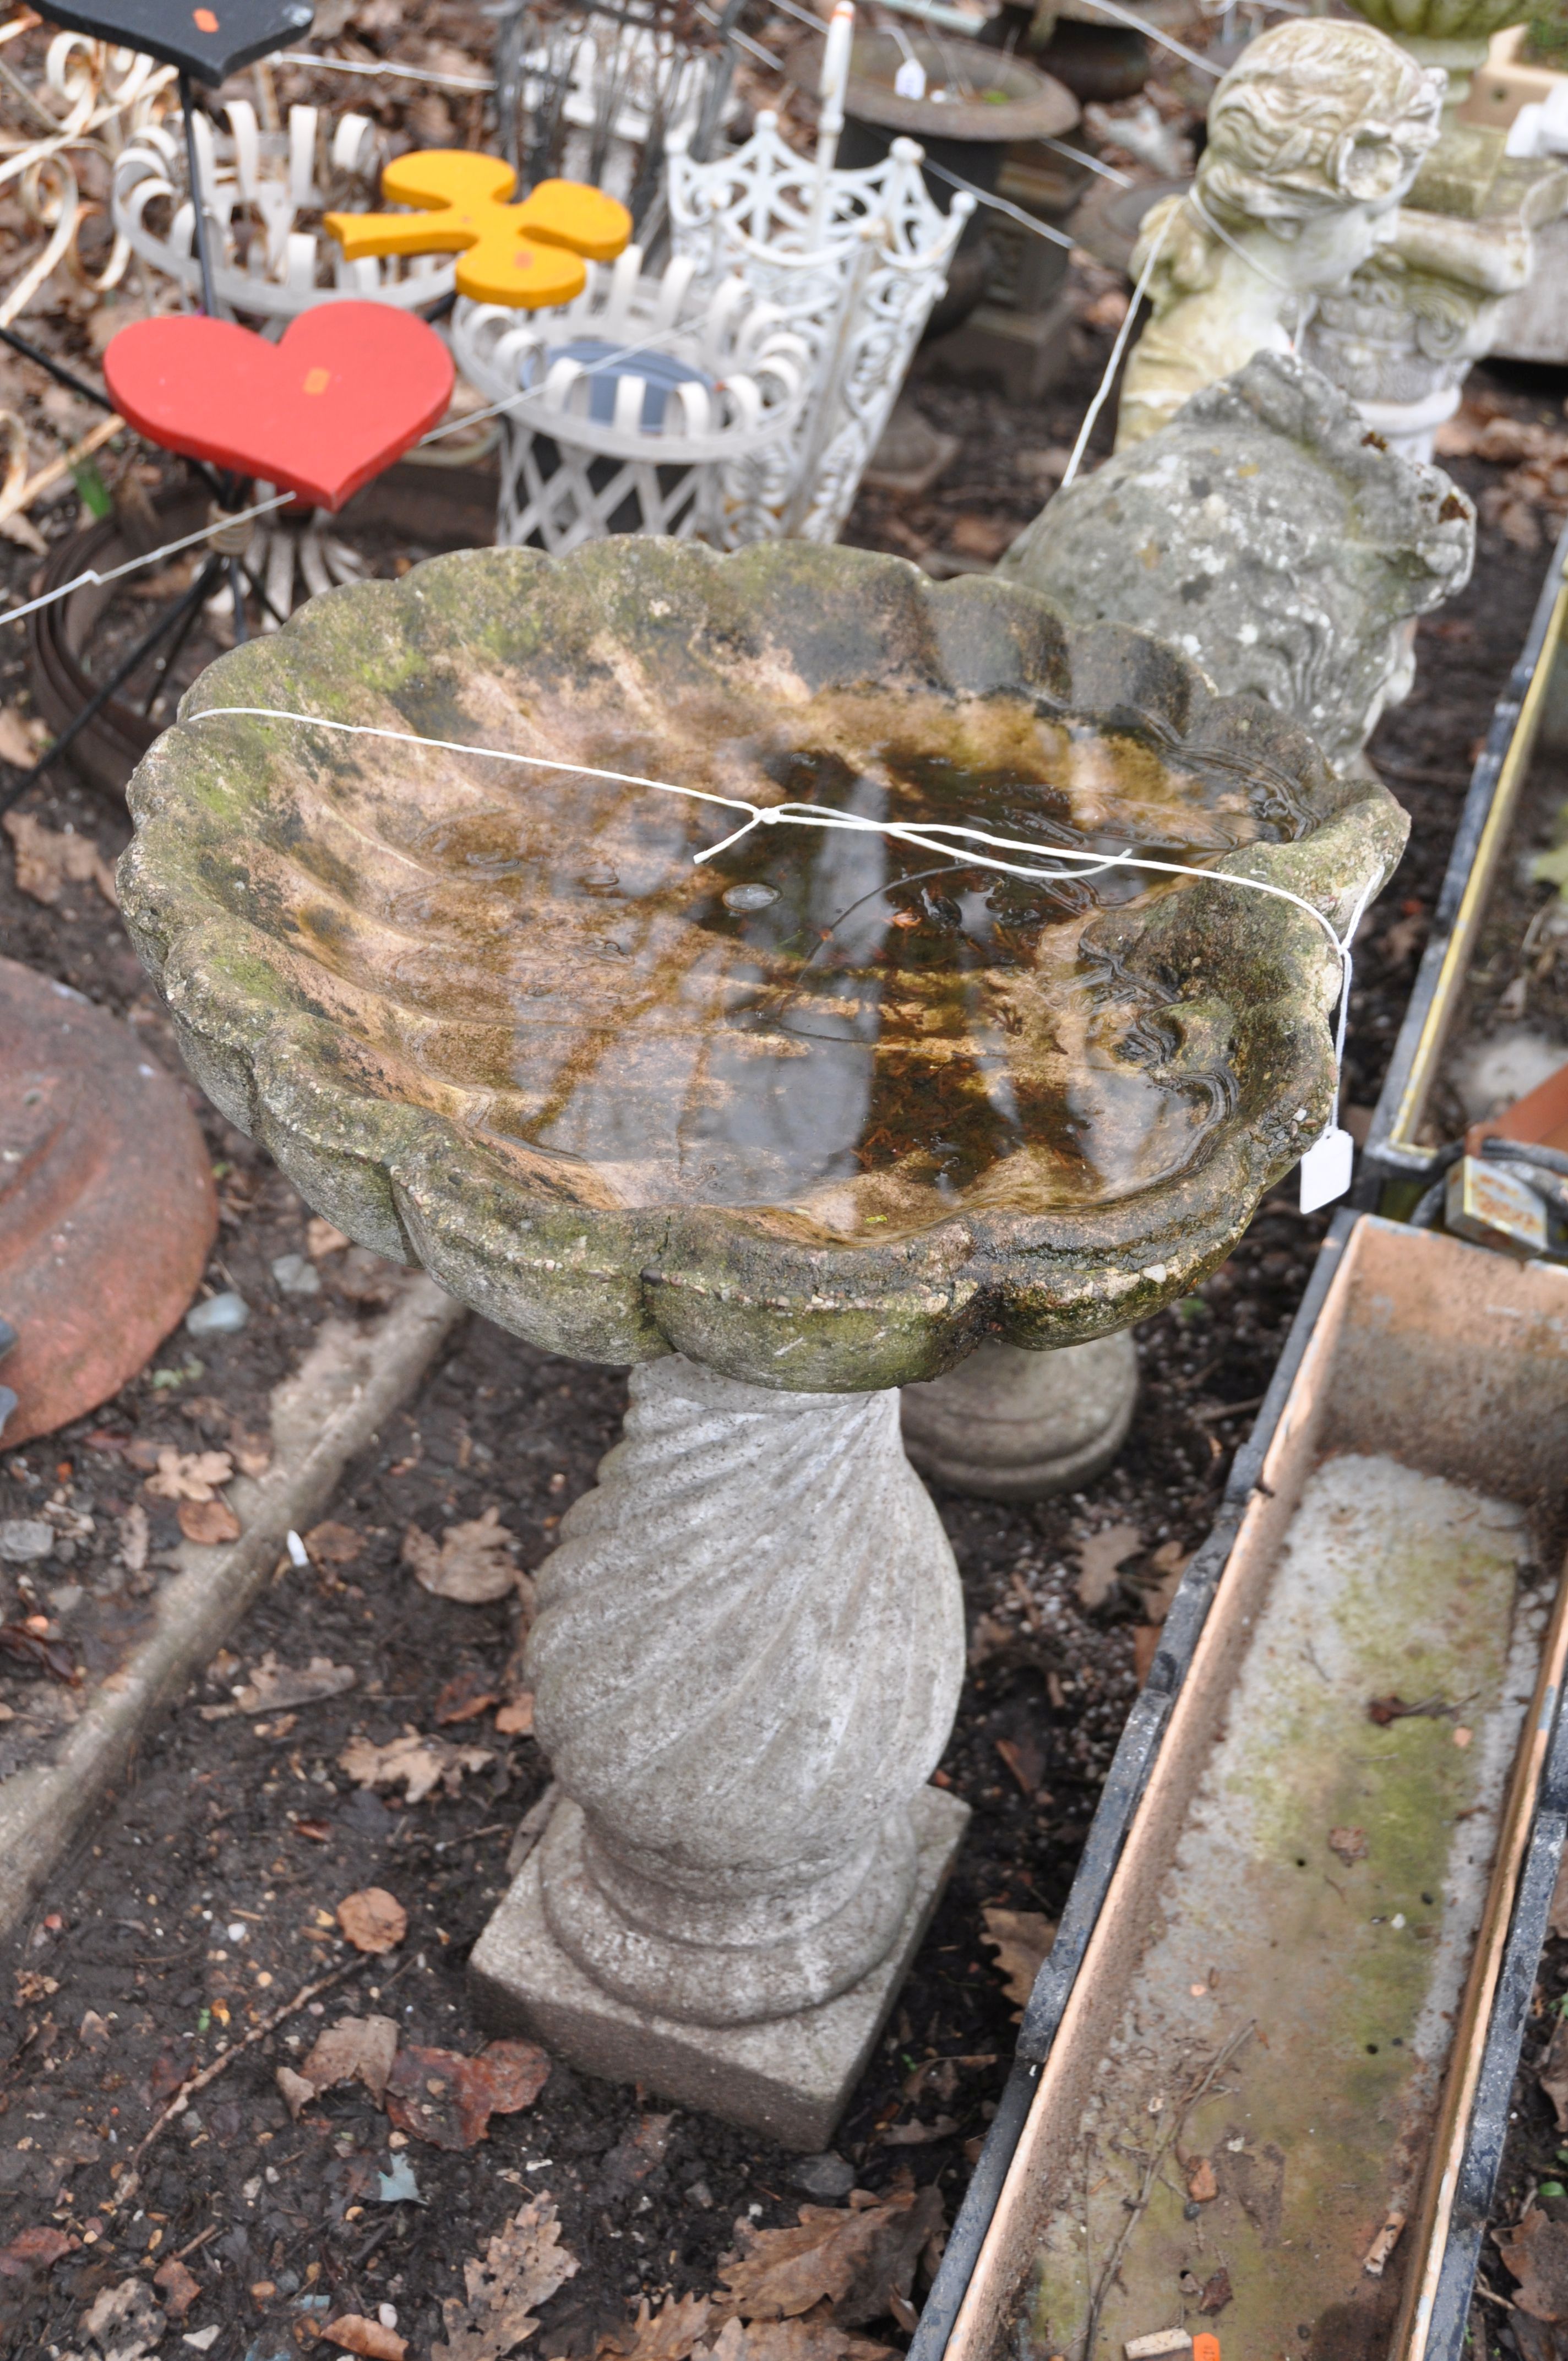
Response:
[110, 99, 453, 322]
[666, 111, 970, 542]
[451, 246, 810, 553]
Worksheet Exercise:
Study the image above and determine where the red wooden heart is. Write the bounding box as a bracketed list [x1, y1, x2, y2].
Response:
[104, 303, 455, 510]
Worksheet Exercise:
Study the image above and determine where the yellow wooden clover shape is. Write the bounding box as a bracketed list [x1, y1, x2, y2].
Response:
[325, 153, 632, 309]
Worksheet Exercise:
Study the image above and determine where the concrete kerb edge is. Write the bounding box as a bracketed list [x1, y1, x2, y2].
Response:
[0, 1275, 467, 1945]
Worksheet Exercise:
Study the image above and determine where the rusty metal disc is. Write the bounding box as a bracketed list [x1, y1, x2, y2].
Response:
[0, 956, 217, 1446]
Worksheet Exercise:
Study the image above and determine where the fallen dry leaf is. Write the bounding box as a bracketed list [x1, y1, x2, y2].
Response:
[403, 1506, 520, 1603]
[601, 2292, 715, 2360]
[496, 1693, 535, 1737]
[307, 1519, 364, 1566]
[236, 1651, 356, 1713]
[386, 2038, 550, 2150]
[435, 1667, 502, 1725]
[994, 1735, 1045, 1798]
[299, 2015, 401, 2104]
[0, 706, 36, 766]
[338, 1887, 407, 1955]
[1074, 1523, 1142, 1611]
[178, 1495, 241, 1546]
[324, 2316, 407, 2360]
[80, 2274, 166, 2357]
[1498, 2209, 1568, 2320]
[601, 2308, 895, 2361]
[4, 809, 117, 907]
[153, 2255, 200, 2319]
[716, 2185, 945, 2330]
[697, 2323, 894, 2361]
[308, 1217, 351, 1258]
[1541, 2016, 1568, 2134]
[0, 2223, 70, 2278]
[145, 1447, 233, 1503]
[339, 1731, 494, 1805]
[432, 2194, 580, 2360]
[1185, 2157, 1217, 2204]
[276, 2063, 317, 2119]
[1197, 2267, 1233, 2316]
[1327, 1826, 1368, 1867]
[118, 1502, 149, 1575]
[1550, 1849, 1568, 1942]
[979, 1907, 1055, 2018]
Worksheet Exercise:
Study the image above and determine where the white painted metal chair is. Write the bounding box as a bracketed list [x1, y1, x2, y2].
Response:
[451, 246, 810, 553]
[110, 99, 451, 322]
[665, 110, 970, 542]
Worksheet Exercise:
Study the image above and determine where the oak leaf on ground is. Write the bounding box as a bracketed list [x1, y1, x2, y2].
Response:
[385, 2038, 549, 2150]
[403, 1506, 521, 1603]
[339, 1731, 493, 1805]
[431, 2194, 579, 2360]
[145, 1448, 233, 1503]
[178, 1496, 241, 1546]
[1497, 2210, 1568, 2320]
[307, 1520, 364, 1565]
[337, 1888, 407, 1955]
[3, 810, 117, 907]
[297, 2014, 402, 2107]
[1074, 1524, 1142, 1611]
[701, 2320, 896, 2361]
[979, 1908, 1056, 2019]
[323, 2315, 407, 2360]
[716, 2185, 945, 2330]
[1543, 2015, 1568, 2133]
[236, 1652, 355, 1712]
[601, 2307, 894, 2361]
[0, 2224, 69, 2278]
[152, 2255, 200, 2318]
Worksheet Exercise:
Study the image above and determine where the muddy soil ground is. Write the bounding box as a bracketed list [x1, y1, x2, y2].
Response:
[0, 309, 1561, 2359]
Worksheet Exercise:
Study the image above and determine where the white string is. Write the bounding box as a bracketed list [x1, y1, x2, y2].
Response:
[1069, 0, 1222, 77]
[918, 156, 1075, 249]
[0, 488, 295, 629]
[184, 703, 1373, 1127]
[1058, 201, 1172, 489]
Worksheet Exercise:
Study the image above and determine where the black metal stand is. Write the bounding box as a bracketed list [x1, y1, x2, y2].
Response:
[0, 551, 227, 822]
[178, 70, 219, 319]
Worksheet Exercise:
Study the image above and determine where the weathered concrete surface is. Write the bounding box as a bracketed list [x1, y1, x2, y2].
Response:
[900, 1331, 1137, 1499]
[525, 1355, 967, 2026]
[119, 537, 1409, 1391]
[1115, 21, 1442, 447]
[1022, 1452, 1539, 2359]
[1004, 351, 1475, 774]
[470, 1784, 970, 2149]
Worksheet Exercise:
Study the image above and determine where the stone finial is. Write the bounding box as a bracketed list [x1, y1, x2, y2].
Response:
[1004, 350, 1476, 773]
[1117, 19, 1445, 448]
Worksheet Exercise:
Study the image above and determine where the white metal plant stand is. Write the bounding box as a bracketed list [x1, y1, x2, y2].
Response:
[451, 247, 809, 552]
[665, 111, 970, 542]
[110, 99, 453, 322]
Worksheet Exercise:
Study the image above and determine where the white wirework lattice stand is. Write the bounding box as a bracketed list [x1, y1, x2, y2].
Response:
[451, 248, 809, 553]
[666, 113, 969, 542]
[111, 99, 453, 322]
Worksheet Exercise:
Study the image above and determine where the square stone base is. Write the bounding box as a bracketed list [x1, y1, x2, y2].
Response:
[469, 1786, 971, 2150]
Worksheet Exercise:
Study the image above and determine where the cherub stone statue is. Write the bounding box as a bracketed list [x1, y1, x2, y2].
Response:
[1117, 19, 1446, 449]
[1005, 350, 1476, 776]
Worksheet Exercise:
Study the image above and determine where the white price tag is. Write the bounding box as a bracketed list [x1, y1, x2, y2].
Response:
[1299, 1124, 1354, 1214]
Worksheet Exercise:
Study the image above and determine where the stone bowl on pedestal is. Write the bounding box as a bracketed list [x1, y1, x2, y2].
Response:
[117, 538, 1407, 2142]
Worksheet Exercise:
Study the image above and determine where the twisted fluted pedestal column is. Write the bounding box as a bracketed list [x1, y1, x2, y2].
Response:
[469, 1357, 970, 2147]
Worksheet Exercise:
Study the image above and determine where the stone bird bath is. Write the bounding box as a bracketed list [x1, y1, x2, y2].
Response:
[119, 540, 1406, 2144]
